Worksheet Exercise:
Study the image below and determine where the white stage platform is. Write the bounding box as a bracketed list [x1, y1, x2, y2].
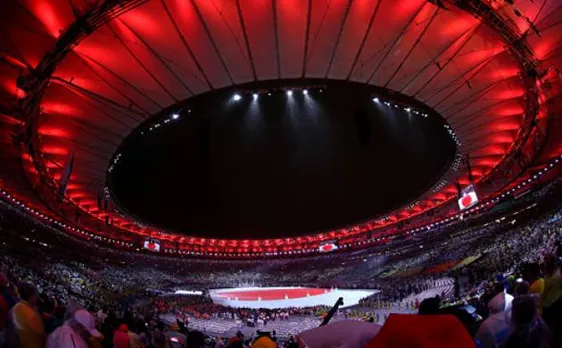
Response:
[209, 286, 378, 309]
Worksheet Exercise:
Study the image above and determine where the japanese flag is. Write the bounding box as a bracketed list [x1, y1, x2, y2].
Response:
[458, 191, 478, 210]
[144, 240, 160, 251]
[319, 243, 338, 252]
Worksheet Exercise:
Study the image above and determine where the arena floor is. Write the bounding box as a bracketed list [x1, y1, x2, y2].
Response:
[209, 287, 378, 309]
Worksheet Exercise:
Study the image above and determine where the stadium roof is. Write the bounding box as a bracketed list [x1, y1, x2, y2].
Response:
[1, 0, 561, 256]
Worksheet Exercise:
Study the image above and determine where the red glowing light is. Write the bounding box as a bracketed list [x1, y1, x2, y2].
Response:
[38, 127, 69, 137]
[31, 0, 65, 38]
[41, 146, 68, 155]
[41, 102, 79, 116]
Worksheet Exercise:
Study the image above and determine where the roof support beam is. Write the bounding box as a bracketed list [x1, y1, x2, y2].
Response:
[235, 0, 257, 82]
[412, 30, 479, 98]
[346, 0, 382, 81]
[80, 54, 163, 110]
[366, 1, 426, 84]
[325, 0, 354, 78]
[398, 25, 477, 94]
[301, 0, 313, 78]
[119, 20, 194, 96]
[383, 7, 440, 88]
[271, 0, 281, 79]
[190, 0, 235, 85]
[161, 0, 214, 90]
[108, 24, 178, 103]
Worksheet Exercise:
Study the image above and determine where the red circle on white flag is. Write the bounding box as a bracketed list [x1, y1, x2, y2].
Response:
[461, 194, 473, 207]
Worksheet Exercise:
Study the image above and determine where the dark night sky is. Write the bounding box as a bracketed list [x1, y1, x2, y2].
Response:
[109, 82, 456, 239]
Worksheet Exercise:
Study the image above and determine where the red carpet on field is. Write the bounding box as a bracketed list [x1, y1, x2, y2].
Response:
[216, 288, 326, 301]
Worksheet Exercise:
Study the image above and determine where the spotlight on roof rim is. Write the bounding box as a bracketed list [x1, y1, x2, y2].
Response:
[286, 90, 293, 96]
[372, 97, 379, 103]
[171, 113, 180, 120]
[253, 93, 258, 100]
[303, 89, 308, 95]
[233, 93, 242, 101]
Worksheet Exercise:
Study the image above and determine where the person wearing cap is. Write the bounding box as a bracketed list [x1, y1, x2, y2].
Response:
[6, 282, 45, 348]
[46, 309, 103, 348]
[475, 292, 513, 348]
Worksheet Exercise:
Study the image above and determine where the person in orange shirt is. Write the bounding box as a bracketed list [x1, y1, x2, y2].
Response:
[6, 283, 46, 348]
[251, 331, 276, 348]
[526, 263, 545, 296]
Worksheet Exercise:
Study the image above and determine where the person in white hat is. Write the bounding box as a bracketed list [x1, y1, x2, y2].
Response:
[46, 308, 103, 348]
[476, 291, 514, 348]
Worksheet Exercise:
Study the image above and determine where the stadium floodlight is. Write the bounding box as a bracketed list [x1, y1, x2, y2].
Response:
[172, 113, 179, 120]
[303, 89, 308, 95]
[233, 93, 242, 101]
[287, 90, 293, 96]
[253, 93, 258, 100]
[373, 97, 379, 103]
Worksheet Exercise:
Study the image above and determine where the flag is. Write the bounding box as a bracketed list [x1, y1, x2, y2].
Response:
[97, 191, 102, 210]
[319, 243, 338, 252]
[458, 191, 478, 210]
[57, 151, 74, 199]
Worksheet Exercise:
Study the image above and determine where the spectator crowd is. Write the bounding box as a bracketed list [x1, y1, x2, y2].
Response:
[0, 178, 561, 347]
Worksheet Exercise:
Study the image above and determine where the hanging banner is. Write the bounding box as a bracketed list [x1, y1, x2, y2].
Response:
[57, 151, 75, 198]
